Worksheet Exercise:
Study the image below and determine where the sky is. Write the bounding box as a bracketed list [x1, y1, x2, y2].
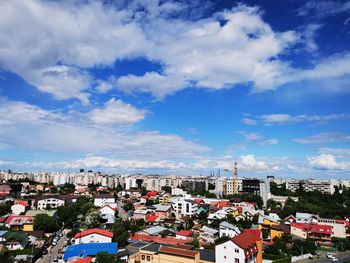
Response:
[0, 0, 350, 178]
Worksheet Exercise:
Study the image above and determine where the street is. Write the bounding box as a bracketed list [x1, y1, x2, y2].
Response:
[117, 200, 129, 220]
[37, 230, 68, 263]
[295, 251, 350, 263]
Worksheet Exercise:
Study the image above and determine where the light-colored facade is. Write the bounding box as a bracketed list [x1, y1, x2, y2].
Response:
[37, 198, 65, 210]
[172, 199, 198, 218]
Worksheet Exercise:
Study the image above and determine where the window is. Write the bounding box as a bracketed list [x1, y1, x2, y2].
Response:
[224, 256, 227, 259]
[235, 248, 239, 253]
[235, 258, 240, 263]
[147, 256, 151, 261]
[141, 255, 145, 260]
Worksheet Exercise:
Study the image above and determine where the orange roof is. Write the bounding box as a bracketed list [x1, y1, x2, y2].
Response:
[176, 230, 192, 237]
[218, 200, 229, 208]
[15, 200, 29, 207]
[130, 233, 193, 246]
[74, 228, 113, 239]
[146, 214, 158, 222]
[72, 257, 92, 263]
[159, 246, 198, 258]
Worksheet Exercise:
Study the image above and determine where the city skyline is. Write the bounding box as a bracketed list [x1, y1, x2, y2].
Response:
[0, 0, 350, 178]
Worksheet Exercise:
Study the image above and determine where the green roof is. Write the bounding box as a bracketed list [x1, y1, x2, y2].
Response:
[25, 210, 57, 217]
[3, 231, 28, 247]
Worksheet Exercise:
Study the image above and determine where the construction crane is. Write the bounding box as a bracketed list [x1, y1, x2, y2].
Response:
[224, 161, 238, 195]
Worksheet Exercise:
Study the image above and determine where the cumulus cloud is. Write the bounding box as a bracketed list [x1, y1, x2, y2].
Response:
[89, 98, 146, 125]
[1, 0, 350, 101]
[308, 154, 350, 170]
[0, 98, 209, 159]
[239, 154, 272, 171]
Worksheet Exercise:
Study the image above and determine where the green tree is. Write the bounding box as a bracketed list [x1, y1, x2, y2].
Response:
[112, 221, 129, 247]
[0, 203, 11, 216]
[96, 252, 116, 263]
[34, 214, 57, 232]
[82, 209, 101, 229]
[161, 186, 172, 193]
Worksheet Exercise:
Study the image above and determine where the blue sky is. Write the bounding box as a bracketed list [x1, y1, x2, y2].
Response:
[0, 0, 350, 178]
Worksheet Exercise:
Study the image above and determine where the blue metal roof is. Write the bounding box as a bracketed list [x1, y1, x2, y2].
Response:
[64, 242, 118, 261]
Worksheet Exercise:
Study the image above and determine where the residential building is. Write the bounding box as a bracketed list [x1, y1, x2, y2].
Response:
[11, 201, 29, 215]
[199, 226, 219, 244]
[94, 194, 115, 207]
[99, 205, 117, 224]
[0, 230, 28, 250]
[317, 218, 347, 238]
[5, 216, 34, 231]
[219, 221, 241, 238]
[270, 224, 290, 239]
[290, 222, 332, 242]
[172, 199, 198, 218]
[36, 197, 65, 209]
[0, 183, 11, 197]
[74, 228, 113, 244]
[215, 229, 262, 263]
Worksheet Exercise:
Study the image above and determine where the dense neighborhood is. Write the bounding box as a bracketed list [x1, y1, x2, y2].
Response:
[1, 172, 350, 263]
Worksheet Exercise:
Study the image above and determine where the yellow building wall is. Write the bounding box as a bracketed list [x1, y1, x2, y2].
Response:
[23, 224, 34, 231]
[270, 229, 283, 239]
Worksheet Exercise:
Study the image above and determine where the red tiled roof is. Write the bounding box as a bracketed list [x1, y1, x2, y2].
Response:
[130, 233, 193, 246]
[243, 229, 261, 239]
[99, 205, 117, 211]
[231, 230, 260, 258]
[146, 214, 158, 222]
[176, 230, 192, 237]
[15, 200, 29, 207]
[194, 198, 203, 203]
[5, 215, 34, 225]
[74, 228, 113, 239]
[290, 223, 332, 235]
[147, 191, 158, 197]
[159, 246, 198, 258]
[72, 257, 92, 263]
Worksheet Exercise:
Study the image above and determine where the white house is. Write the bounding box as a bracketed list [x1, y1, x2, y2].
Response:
[94, 194, 115, 207]
[295, 212, 315, 224]
[219, 221, 241, 238]
[11, 201, 29, 215]
[215, 230, 260, 263]
[37, 197, 65, 210]
[172, 199, 198, 218]
[171, 188, 187, 196]
[74, 228, 113, 244]
[199, 226, 219, 244]
[99, 205, 117, 224]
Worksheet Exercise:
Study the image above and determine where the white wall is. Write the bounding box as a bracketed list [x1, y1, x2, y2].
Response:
[11, 204, 25, 215]
[74, 233, 112, 244]
[216, 240, 249, 263]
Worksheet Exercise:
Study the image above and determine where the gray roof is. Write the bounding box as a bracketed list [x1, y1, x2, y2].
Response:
[296, 212, 313, 219]
[0, 230, 8, 237]
[143, 225, 167, 235]
[200, 226, 218, 235]
[198, 250, 215, 262]
[142, 243, 162, 252]
[152, 204, 172, 212]
[128, 241, 149, 248]
[219, 221, 241, 233]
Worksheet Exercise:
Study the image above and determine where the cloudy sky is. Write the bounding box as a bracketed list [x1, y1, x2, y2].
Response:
[0, 0, 349, 178]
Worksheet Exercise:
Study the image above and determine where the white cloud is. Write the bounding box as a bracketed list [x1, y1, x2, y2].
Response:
[1, 1, 350, 101]
[239, 154, 271, 171]
[0, 98, 209, 159]
[308, 154, 350, 170]
[243, 113, 350, 125]
[294, 132, 350, 144]
[297, 1, 350, 18]
[89, 98, 146, 125]
[116, 72, 188, 100]
[318, 148, 350, 156]
[237, 131, 278, 146]
[237, 131, 262, 141]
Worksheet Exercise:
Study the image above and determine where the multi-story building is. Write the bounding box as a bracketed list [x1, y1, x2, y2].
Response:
[215, 229, 262, 263]
[172, 199, 198, 218]
[36, 197, 65, 210]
